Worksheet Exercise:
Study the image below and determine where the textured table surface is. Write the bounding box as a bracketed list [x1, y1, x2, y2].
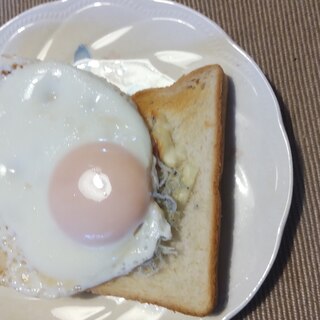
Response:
[0, 0, 319, 319]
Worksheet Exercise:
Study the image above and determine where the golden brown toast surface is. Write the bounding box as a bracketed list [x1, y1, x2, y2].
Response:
[92, 65, 228, 316]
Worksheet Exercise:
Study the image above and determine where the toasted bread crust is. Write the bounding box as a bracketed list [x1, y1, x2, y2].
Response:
[208, 66, 228, 311]
[92, 65, 228, 316]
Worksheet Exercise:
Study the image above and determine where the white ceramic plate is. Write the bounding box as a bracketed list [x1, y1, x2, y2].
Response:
[0, 0, 293, 319]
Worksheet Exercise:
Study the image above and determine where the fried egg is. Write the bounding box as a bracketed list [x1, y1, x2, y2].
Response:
[0, 61, 171, 297]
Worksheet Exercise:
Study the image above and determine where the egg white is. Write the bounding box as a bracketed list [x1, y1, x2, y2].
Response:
[0, 62, 171, 297]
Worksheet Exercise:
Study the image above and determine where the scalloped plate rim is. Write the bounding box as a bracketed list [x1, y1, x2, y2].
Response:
[0, 1, 293, 319]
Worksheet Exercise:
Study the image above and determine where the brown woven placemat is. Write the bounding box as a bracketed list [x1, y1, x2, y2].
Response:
[0, 0, 319, 319]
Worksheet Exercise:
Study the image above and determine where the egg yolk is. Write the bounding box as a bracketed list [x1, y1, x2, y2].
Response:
[48, 142, 151, 246]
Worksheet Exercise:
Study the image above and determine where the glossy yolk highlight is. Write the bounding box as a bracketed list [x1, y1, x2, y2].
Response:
[48, 142, 151, 246]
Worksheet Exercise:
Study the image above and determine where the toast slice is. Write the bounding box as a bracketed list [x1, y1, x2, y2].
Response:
[92, 65, 228, 316]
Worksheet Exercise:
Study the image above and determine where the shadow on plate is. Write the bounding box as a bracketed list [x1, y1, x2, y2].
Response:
[234, 82, 305, 318]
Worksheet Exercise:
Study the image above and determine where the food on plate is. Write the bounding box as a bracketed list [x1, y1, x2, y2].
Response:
[92, 64, 228, 316]
[0, 59, 227, 316]
[0, 60, 171, 297]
